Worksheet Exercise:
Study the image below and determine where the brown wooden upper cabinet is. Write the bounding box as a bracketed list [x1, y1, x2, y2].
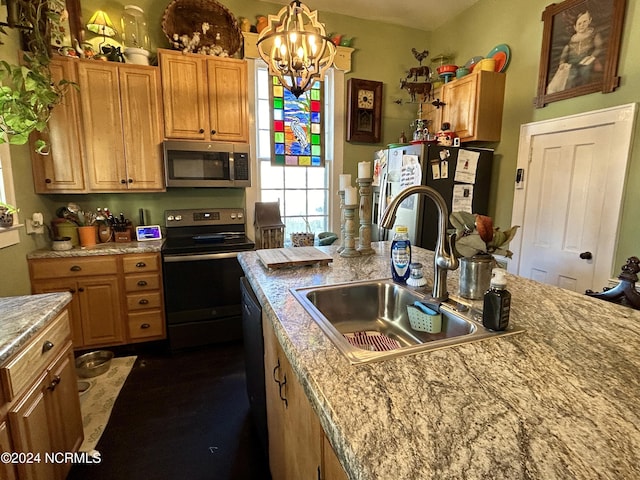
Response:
[30, 57, 165, 193]
[78, 61, 165, 191]
[158, 49, 249, 143]
[421, 69, 506, 143]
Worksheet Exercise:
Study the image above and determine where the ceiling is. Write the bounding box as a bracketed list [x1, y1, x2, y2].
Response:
[260, 0, 481, 32]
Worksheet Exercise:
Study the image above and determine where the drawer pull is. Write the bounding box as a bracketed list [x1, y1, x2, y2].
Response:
[42, 340, 54, 353]
[138, 298, 149, 305]
[47, 375, 61, 391]
[70, 265, 82, 272]
[136, 262, 147, 268]
[137, 280, 148, 287]
[140, 323, 151, 329]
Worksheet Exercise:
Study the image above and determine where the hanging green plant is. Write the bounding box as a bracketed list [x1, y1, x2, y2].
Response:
[0, 0, 72, 153]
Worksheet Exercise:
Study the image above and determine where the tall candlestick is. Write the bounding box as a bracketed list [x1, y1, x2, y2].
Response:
[357, 177, 375, 255]
[337, 190, 345, 253]
[358, 161, 371, 179]
[339, 174, 351, 191]
[339, 204, 360, 258]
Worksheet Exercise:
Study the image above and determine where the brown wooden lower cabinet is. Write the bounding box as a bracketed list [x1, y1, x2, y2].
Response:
[263, 316, 348, 480]
[2, 309, 84, 480]
[29, 252, 165, 349]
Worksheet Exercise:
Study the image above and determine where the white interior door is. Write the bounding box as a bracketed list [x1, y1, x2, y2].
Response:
[511, 104, 637, 292]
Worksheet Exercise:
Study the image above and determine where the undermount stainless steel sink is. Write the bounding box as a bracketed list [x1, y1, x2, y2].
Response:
[291, 279, 525, 364]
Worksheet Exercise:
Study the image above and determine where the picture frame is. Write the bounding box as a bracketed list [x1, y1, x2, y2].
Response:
[534, 0, 626, 108]
[346, 78, 383, 143]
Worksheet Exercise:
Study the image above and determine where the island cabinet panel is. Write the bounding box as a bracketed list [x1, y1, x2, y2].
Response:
[263, 316, 347, 480]
[78, 61, 164, 192]
[30, 56, 86, 193]
[3, 308, 83, 480]
[0, 417, 17, 480]
[439, 70, 506, 142]
[159, 49, 249, 142]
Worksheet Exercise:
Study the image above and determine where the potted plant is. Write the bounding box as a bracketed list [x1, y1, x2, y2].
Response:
[0, 0, 72, 152]
[449, 211, 519, 299]
[0, 201, 19, 227]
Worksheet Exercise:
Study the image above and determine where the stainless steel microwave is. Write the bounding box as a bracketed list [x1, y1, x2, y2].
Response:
[163, 140, 251, 188]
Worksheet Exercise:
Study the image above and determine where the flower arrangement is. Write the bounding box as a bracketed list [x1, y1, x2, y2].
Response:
[450, 211, 519, 258]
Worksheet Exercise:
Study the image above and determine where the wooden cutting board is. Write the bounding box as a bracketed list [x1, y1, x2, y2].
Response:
[256, 246, 333, 269]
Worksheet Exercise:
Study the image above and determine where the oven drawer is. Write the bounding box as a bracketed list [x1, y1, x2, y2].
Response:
[123, 253, 160, 274]
[127, 291, 162, 311]
[128, 311, 164, 340]
[29, 256, 118, 279]
[124, 273, 161, 292]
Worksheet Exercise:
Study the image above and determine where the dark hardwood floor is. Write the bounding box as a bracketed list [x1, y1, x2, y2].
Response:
[68, 340, 271, 480]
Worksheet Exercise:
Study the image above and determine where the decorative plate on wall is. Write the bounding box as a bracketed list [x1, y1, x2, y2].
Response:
[346, 79, 383, 143]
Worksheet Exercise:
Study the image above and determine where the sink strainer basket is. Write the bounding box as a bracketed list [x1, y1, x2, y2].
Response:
[407, 303, 442, 334]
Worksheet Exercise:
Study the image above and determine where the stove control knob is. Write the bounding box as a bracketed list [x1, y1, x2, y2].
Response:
[167, 215, 174, 221]
[175, 215, 183, 221]
[237, 212, 244, 219]
[231, 213, 236, 219]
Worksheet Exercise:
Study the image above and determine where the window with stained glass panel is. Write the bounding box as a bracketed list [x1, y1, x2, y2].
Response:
[270, 76, 324, 167]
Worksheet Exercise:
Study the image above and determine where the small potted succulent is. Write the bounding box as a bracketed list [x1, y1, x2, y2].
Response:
[0, 201, 19, 228]
[449, 211, 519, 299]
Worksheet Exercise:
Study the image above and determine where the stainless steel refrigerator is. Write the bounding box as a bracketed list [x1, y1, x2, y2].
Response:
[372, 143, 493, 250]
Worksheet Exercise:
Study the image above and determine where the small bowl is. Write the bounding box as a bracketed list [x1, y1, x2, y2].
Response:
[456, 66, 470, 78]
[436, 64, 458, 75]
[52, 237, 73, 251]
[75, 350, 114, 378]
[475, 58, 496, 72]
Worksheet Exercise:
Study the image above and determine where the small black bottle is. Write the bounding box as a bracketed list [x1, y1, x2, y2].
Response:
[482, 269, 511, 331]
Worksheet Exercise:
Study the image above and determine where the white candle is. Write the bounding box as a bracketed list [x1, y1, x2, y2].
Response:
[339, 174, 351, 191]
[345, 186, 357, 205]
[358, 161, 371, 179]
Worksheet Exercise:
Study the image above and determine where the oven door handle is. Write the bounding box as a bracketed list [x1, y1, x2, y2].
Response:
[163, 252, 239, 262]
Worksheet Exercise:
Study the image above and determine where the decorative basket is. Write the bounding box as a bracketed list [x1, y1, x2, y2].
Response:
[290, 232, 315, 247]
[161, 0, 242, 56]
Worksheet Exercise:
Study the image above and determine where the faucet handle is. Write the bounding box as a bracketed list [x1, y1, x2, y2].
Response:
[446, 232, 459, 271]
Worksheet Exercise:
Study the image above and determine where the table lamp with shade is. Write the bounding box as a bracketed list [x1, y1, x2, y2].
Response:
[86, 10, 117, 50]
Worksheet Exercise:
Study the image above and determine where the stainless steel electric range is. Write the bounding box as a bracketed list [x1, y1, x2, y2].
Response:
[161, 208, 255, 350]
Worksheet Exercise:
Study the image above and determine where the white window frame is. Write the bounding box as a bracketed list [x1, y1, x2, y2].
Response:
[245, 59, 344, 242]
[0, 142, 21, 248]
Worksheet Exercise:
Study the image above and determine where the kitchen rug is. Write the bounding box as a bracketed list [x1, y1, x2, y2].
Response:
[78, 355, 137, 452]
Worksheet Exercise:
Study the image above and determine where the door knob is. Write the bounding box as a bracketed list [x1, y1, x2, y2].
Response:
[580, 251, 593, 260]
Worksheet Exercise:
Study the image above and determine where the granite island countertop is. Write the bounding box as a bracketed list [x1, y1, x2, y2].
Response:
[26, 239, 163, 259]
[238, 243, 640, 480]
[0, 293, 72, 364]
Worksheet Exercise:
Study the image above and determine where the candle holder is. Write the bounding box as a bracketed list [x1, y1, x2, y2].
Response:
[339, 204, 360, 258]
[337, 190, 345, 253]
[357, 177, 375, 255]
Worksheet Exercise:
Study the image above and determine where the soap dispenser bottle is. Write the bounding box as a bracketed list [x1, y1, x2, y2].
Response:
[482, 268, 511, 331]
[391, 225, 411, 284]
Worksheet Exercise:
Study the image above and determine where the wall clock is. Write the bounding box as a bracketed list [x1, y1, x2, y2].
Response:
[346, 78, 383, 143]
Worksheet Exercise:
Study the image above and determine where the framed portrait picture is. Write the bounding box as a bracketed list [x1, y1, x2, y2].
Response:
[534, 0, 626, 108]
[346, 78, 383, 143]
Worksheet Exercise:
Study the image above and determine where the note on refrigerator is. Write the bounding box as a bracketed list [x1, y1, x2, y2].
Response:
[452, 184, 474, 213]
[399, 155, 422, 209]
[454, 149, 480, 183]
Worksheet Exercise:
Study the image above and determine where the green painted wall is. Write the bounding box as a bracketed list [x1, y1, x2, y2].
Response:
[2, 0, 639, 296]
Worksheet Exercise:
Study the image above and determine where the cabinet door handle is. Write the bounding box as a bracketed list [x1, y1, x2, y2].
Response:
[137, 280, 148, 287]
[199, 128, 205, 134]
[78, 287, 84, 292]
[45, 178, 52, 183]
[69, 288, 76, 294]
[42, 340, 54, 353]
[128, 178, 133, 183]
[70, 265, 82, 272]
[272, 359, 281, 383]
[138, 298, 149, 305]
[140, 323, 150, 329]
[136, 262, 147, 268]
[278, 373, 288, 408]
[47, 375, 61, 391]
[121, 179, 127, 184]
[211, 129, 216, 135]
